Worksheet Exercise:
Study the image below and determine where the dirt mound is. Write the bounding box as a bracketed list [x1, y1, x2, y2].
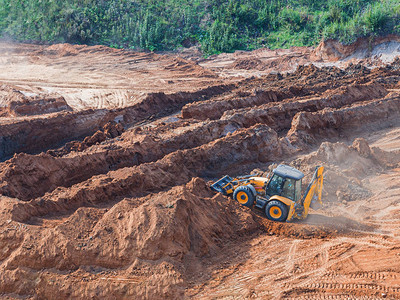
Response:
[262, 51, 312, 72]
[164, 57, 217, 77]
[0, 178, 258, 299]
[288, 96, 400, 148]
[182, 88, 288, 120]
[230, 57, 267, 70]
[0, 84, 233, 160]
[258, 213, 371, 239]
[391, 56, 400, 71]
[293, 63, 320, 76]
[173, 46, 204, 61]
[291, 139, 385, 204]
[36, 43, 123, 57]
[10, 96, 71, 116]
[344, 62, 370, 75]
[0, 86, 71, 117]
[182, 65, 390, 122]
[0, 85, 25, 107]
[50, 121, 124, 154]
[220, 81, 387, 134]
[46, 43, 81, 56]
[10, 124, 284, 222]
[0, 118, 247, 201]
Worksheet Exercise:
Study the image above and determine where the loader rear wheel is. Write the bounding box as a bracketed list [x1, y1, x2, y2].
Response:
[233, 186, 255, 207]
[265, 200, 288, 222]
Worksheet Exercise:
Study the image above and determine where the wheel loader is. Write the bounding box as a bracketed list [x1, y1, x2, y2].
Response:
[210, 165, 324, 222]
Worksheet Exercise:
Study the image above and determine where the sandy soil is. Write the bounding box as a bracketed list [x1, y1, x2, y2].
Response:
[187, 131, 400, 299]
[0, 43, 223, 110]
[0, 38, 400, 299]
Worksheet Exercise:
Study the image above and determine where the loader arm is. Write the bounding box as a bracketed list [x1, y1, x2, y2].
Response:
[296, 166, 324, 219]
[210, 174, 261, 195]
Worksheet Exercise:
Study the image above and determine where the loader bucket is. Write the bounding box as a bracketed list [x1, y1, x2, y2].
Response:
[210, 175, 233, 195]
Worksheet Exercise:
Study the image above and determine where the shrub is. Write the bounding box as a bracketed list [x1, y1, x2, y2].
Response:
[0, 0, 399, 54]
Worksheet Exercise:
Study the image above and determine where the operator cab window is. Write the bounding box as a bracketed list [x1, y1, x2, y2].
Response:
[295, 179, 302, 202]
[266, 174, 285, 197]
[282, 178, 295, 201]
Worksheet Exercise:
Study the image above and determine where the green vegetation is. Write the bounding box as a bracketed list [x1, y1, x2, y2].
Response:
[0, 0, 399, 54]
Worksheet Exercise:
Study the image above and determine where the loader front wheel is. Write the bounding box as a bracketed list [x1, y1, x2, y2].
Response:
[233, 186, 255, 207]
[265, 200, 288, 222]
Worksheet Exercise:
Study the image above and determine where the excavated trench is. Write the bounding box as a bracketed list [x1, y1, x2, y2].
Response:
[0, 79, 390, 202]
[2, 44, 400, 300]
[0, 84, 234, 161]
[5, 67, 400, 226]
[0, 118, 245, 200]
[1, 65, 399, 207]
[221, 81, 388, 131]
[181, 64, 399, 121]
[288, 95, 400, 147]
[11, 124, 283, 222]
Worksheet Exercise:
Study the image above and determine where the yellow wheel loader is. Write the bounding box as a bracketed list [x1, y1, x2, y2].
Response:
[210, 165, 324, 222]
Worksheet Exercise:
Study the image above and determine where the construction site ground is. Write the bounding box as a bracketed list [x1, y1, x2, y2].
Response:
[0, 38, 400, 299]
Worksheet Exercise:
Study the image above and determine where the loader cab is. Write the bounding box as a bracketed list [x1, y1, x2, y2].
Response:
[265, 165, 304, 202]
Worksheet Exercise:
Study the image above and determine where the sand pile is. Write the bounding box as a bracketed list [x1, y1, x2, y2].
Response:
[0, 178, 258, 298]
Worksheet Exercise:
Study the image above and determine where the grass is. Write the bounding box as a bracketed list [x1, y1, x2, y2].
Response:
[0, 0, 399, 55]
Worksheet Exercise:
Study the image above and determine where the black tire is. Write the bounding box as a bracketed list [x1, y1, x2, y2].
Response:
[233, 185, 255, 207]
[265, 200, 288, 222]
